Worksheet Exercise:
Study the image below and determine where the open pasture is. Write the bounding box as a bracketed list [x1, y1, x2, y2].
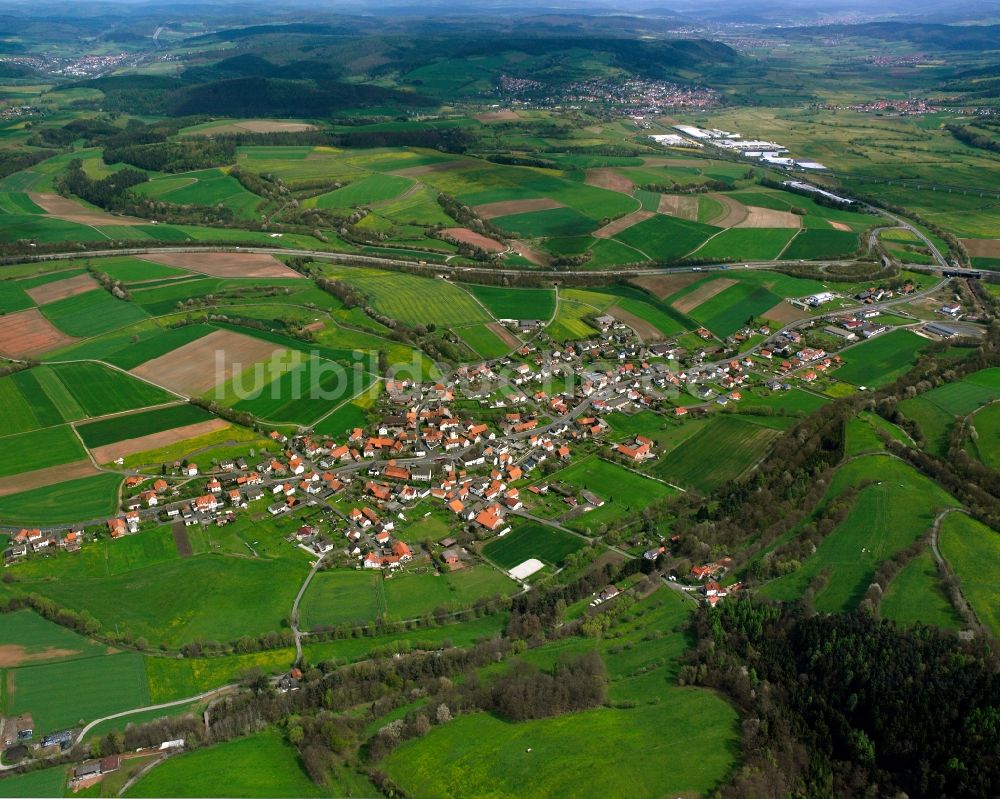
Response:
[467, 283, 555, 320]
[0, 425, 88, 477]
[0, 610, 111, 667]
[968, 402, 1000, 469]
[35, 361, 175, 417]
[455, 323, 514, 358]
[762, 456, 957, 612]
[613, 214, 717, 261]
[881, 551, 961, 631]
[781, 228, 859, 260]
[491, 207, 597, 238]
[77, 403, 214, 448]
[9, 652, 149, 735]
[7, 553, 309, 648]
[124, 729, 330, 799]
[939, 512, 1000, 639]
[691, 227, 796, 261]
[308, 173, 413, 209]
[133, 169, 262, 219]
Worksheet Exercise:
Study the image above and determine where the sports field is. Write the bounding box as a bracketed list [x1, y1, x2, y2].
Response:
[482, 523, 584, 570]
[467, 284, 555, 320]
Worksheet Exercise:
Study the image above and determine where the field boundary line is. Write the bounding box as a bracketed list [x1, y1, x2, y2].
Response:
[775, 228, 802, 260]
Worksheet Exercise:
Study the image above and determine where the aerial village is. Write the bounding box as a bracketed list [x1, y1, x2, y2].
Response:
[1, 274, 965, 606]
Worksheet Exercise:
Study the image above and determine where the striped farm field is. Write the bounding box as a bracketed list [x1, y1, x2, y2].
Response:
[467, 283, 556, 320]
[41, 289, 149, 337]
[836, 330, 928, 387]
[321, 266, 490, 326]
[483, 522, 584, 570]
[0, 425, 88, 477]
[547, 299, 599, 341]
[30, 362, 174, 418]
[0, 472, 122, 525]
[614, 215, 718, 261]
[76, 403, 214, 448]
[691, 227, 796, 261]
[780, 228, 859, 260]
[308, 173, 413, 209]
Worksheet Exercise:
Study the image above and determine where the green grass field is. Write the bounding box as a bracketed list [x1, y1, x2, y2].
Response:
[544, 456, 674, 531]
[321, 266, 490, 327]
[455, 324, 512, 358]
[467, 284, 555, 320]
[0, 766, 67, 798]
[968, 402, 1000, 469]
[10, 652, 149, 734]
[384, 589, 738, 799]
[938, 512, 1000, 639]
[761, 456, 957, 612]
[780, 228, 859, 260]
[89, 256, 192, 284]
[39, 362, 174, 417]
[652, 415, 781, 492]
[835, 330, 928, 388]
[76, 403, 213, 448]
[546, 298, 598, 341]
[482, 522, 584, 570]
[492, 207, 597, 237]
[0, 472, 122, 525]
[614, 214, 717, 261]
[692, 227, 796, 261]
[0, 425, 87, 476]
[1, 609, 112, 661]
[309, 173, 413, 209]
[124, 729, 334, 798]
[41, 289, 150, 337]
[880, 550, 961, 631]
[133, 169, 263, 220]
[6, 553, 309, 647]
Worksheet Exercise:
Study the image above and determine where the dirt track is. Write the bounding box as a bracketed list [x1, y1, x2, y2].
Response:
[708, 194, 748, 228]
[29, 193, 146, 226]
[441, 227, 505, 252]
[486, 322, 521, 349]
[0, 460, 99, 497]
[24, 273, 100, 305]
[585, 168, 635, 195]
[735, 206, 802, 229]
[609, 305, 662, 341]
[473, 198, 563, 219]
[139, 252, 303, 279]
[89, 418, 231, 464]
[0, 308, 77, 358]
[657, 194, 699, 221]
[962, 239, 1000, 258]
[593, 210, 654, 239]
[672, 277, 736, 314]
[129, 329, 285, 395]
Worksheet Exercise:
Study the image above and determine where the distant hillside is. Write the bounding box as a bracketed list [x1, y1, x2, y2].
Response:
[770, 21, 1000, 52]
[74, 71, 433, 117]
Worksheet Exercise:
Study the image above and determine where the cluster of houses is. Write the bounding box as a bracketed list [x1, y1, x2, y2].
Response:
[4, 528, 83, 562]
[825, 310, 889, 343]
